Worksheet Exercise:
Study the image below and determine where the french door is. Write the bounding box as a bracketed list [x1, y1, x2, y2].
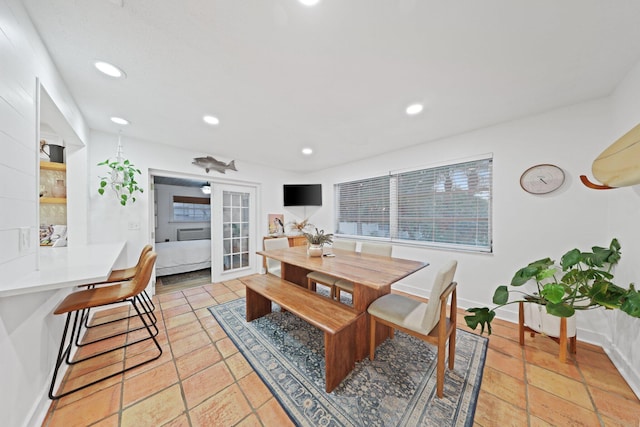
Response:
[211, 183, 256, 282]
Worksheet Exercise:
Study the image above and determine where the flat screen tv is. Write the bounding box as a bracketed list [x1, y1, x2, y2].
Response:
[283, 184, 322, 206]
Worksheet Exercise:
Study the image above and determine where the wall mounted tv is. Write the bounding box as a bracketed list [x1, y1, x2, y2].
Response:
[283, 184, 322, 206]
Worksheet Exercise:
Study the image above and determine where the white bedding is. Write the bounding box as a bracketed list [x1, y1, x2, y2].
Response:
[156, 240, 211, 276]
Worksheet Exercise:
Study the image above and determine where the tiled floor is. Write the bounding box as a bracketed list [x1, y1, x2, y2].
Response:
[42, 276, 640, 427]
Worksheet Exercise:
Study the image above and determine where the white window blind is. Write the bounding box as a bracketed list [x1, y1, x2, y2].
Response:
[334, 156, 493, 252]
[335, 175, 390, 238]
[173, 196, 211, 222]
[395, 157, 492, 251]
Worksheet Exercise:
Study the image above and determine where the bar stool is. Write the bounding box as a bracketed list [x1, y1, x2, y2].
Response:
[49, 251, 161, 400]
[80, 244, 156, 330]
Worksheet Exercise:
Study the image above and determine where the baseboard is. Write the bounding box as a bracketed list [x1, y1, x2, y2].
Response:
[23, 384, 55, 427]
[602, 337, 640, 400]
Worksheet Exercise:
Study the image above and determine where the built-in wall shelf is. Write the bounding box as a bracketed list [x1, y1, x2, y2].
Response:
[40, 197, 67, 204]
[40, 161, 66, 171]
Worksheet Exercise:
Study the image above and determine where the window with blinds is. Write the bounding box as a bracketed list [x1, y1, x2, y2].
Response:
[335, 175, 390, 238]
[172, 196, 211, 222]
[335, 156, 492, 252]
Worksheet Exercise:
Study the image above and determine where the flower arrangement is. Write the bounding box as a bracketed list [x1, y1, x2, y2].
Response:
[288, 219, 314, 234]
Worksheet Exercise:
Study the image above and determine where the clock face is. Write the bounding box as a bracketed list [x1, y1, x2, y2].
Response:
[520, 164, 565, 194]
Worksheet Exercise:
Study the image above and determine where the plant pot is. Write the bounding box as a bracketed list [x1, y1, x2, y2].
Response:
[523, 303, 576, 338]
[307, 244, 323, 257]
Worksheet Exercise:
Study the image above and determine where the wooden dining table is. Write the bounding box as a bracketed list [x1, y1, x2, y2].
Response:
[257, 245, 428, 361]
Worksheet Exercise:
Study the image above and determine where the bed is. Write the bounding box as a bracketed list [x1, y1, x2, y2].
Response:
[155, 228, 211, 276]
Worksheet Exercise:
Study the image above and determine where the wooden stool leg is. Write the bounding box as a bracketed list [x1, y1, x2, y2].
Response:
[558, 317, 567, 363]
[518, 301, 525, 346]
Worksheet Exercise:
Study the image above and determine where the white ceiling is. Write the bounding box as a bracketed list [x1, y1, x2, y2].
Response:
[23, 0, 640, 173]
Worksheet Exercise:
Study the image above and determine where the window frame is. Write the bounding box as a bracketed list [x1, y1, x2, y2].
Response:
[334, 154, 493, 253]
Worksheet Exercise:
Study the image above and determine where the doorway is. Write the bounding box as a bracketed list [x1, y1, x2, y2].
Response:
[150, 173, 258, 294]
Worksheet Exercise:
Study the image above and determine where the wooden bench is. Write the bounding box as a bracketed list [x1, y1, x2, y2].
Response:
[242, 274, 361, 392]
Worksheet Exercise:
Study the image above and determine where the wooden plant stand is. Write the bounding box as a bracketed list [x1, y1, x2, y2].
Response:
[518, 302, 577, 362]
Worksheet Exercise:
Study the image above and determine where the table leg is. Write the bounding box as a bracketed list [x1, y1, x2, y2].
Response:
[352, 283, 391, 361]
[281, 263, 312, 288]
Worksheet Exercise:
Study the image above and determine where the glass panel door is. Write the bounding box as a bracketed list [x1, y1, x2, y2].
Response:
[212, 183, 256, 282]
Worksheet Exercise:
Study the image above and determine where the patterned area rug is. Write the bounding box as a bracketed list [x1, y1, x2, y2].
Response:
[209, 298, 487, 427]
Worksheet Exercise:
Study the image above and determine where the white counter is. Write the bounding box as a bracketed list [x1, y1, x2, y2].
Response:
[0, 242, 126, 298]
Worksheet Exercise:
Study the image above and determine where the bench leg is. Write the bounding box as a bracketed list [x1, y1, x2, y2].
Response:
[245, 287, 272, 322]
[324, 318, 358, 393]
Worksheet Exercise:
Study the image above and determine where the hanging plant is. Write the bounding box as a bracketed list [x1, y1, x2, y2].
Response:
[97, 133, 143, 206]
[97, 158, 143, 206]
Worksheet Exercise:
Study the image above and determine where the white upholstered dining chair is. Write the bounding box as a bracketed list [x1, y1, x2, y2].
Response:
[367, 260, 458, 398]
[333, 242, 393, 302]
[306, 239, 357, 297]
[263, 237, 290, 277]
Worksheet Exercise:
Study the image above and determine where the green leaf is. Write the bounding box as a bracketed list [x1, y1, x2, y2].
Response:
[546, 302, 575, 317]
[511, 258, 553, 286]
[589, 280, 627, 309]
[540, 283, 565, 304]
[492, 286, 509, 305]
[536, 268, 557, 282]
[560, 248, 581, 270]
[124, 159, 130, 165]
[620, 285, 640, 318]
[464, 307, 495, 335]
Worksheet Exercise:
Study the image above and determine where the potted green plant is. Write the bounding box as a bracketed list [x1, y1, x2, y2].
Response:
[465, 238, 640, 335]
[97, 158, 144, 206]
[303, 228, 333, 257]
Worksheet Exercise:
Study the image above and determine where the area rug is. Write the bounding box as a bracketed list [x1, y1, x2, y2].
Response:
[209, 298, 487, 426]
[158, 268, 211, 287]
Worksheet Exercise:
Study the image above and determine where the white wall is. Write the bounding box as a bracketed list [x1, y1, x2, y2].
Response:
[0, 1, 91, 426]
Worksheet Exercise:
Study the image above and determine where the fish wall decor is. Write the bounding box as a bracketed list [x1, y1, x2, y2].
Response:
[192, 156, 238, 174]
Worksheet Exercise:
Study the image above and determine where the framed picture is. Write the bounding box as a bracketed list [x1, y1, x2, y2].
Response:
[268, 213, 284, 235]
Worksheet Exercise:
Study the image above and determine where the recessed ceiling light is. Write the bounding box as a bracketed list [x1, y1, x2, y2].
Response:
[299, 0, 320, 6]
[110, 116, 129, 125]
[203, 115, 220, 126]
[302, 147, 313, 155]
[94, 61, 125, 78]
[406, 103, 424, 116]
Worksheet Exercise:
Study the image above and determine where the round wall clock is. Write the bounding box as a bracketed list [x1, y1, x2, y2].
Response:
[520, 164, 565, 194]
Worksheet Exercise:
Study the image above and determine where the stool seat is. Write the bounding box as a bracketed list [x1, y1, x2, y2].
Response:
[55, 282, 138, 314]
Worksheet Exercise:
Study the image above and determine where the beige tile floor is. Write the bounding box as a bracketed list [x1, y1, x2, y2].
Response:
[42, 276, 640, 427]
